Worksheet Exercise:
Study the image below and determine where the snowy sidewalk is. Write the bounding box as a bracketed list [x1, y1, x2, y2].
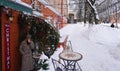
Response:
[39, 23, 120, 71]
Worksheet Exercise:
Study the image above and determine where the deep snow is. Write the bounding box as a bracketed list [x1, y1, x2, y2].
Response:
[39, 23, 120, 71]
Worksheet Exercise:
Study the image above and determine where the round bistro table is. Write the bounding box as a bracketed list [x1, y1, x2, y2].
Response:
[59, 52, 83, 71]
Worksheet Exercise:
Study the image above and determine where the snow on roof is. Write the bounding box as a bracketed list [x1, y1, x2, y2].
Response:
[10, 0, 44, 17]
[10, 0, 32, 9]
[38, 0, 61, 16]
[10, 0, 64, 19]
[32, 10, 43, 17]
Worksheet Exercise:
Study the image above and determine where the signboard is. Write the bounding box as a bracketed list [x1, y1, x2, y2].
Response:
[5, 23, 11, 71]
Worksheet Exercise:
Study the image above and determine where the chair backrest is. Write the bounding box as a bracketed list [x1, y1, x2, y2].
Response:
[62, 40, 73, 52]
[52, 58, 65, 71]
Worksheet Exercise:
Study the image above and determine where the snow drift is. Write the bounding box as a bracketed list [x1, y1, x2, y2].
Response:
[88, 25, 120, 46]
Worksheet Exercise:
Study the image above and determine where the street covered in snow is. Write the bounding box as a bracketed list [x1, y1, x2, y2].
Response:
[40, 22, 120, 71]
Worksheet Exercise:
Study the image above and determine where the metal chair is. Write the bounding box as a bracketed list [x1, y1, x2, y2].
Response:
[52, 58, 65, 71]
[61, 60, 82, 71]
[75, 62, 82, 71]
[62, 40, 82, 71]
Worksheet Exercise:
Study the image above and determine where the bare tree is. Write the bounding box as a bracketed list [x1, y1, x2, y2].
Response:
[77, 0, 84, 22]
[84, 0, 99, 24]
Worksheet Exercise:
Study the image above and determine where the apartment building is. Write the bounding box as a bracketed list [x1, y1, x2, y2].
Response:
[96, 0, 120, 23]
[48, 0, 68, 17]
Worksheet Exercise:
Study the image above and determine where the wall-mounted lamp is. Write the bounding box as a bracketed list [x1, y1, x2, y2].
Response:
[7, 9, 14, 23]
[2, 7, 14, 23]
[9, 15, 14, 23]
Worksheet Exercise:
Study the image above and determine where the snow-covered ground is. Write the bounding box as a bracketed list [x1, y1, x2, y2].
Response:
[39, 22, 120, 71]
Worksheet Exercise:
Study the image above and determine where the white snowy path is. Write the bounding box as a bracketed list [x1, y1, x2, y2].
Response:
[40, 23, 120, 71]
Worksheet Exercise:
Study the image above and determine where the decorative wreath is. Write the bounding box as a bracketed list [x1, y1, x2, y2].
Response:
[18, 13, 59, 58]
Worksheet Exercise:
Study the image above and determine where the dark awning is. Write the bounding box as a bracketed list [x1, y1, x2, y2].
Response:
[0, 0, 32, 14]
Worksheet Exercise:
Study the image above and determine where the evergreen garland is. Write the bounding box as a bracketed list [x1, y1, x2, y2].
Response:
[18, 13, 59, 58]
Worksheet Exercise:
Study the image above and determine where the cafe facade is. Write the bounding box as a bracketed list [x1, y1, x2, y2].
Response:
[0, 0, 65, 71]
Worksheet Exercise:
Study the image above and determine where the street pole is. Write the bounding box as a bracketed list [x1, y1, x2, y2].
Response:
[61, 0, 63, 28]
[115, 4, 118, 28]
[84, 0, 86, 25]
[66, 0, 68, 21]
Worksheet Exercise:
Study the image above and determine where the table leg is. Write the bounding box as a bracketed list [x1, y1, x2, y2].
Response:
[62, 60, 77, 71]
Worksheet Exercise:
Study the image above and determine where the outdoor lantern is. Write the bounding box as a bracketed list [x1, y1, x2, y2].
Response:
[2, 7, 14, 23]
[9, 15, 14, 23]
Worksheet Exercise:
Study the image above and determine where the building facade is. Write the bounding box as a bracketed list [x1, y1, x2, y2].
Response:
[67, 0, 84, 23]
[0, 0, 63, 71]
[47, 0, 68, 27]
[96, 0, 120, 23]
[48, 0, 68, 17]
